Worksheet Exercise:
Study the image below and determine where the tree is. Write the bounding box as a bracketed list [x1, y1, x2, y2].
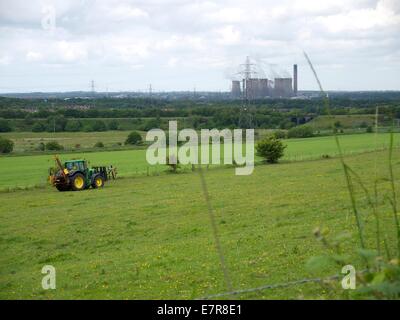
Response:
[108, 120, 119, 130]
[360, 121, 368, 128]
[45, 141, 64, 151]
[256, 136, 286, 163]
[273, 130, 287, 139]
[37, 142, 45, 151]
[288, 126, 314, 138]
[65, 120, 82, 132]
[46, 115, 67, 132]
[0, 119, 12, 132]
[0, 136, 14, 153]
[125, 131, 143, 145]
[334, 121, 342, 128]
[24, 114, 34, 125]
[32, 122, 46, 132]
[91, 120, 107, 132]
[94, 141, 104, 148]
[140, 118, 161, 131]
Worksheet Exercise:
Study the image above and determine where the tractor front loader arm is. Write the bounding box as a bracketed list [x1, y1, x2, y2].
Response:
[54, 155, 69, 182]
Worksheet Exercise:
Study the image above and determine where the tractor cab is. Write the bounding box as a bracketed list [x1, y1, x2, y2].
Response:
[64, 160, 87, 173]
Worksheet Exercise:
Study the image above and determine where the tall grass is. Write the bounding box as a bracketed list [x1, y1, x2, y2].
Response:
[304, 51, 400, 298]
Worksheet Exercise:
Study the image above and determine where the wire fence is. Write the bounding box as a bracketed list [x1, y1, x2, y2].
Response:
[197, 274, 342, 300]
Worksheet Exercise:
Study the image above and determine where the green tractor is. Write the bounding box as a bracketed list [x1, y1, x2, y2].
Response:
[50, 156, 116, 192]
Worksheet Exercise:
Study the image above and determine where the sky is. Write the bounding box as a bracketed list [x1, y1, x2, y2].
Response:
[0, 0, 399, 93]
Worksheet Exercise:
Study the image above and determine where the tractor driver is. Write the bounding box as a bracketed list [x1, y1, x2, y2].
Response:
[65, 162, 78, 171]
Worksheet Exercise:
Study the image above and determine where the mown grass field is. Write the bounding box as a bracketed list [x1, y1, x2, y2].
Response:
[0, 132, 398, 190]
[0, 148, 399, 299]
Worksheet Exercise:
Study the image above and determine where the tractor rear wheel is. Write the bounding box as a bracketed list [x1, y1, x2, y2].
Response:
[92, 174, 105, 189]
[71, 173, 86, 191]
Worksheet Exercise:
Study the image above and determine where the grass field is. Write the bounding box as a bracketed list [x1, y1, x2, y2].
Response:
[0, 148, 398, 299]
[307, 114, 387, 129]
[0, 132, 398, 190]
[0, 131, 139, 152]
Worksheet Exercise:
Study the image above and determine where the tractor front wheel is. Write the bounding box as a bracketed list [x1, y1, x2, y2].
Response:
[71, 173, 86, 191]
[92, 174, 105, 189]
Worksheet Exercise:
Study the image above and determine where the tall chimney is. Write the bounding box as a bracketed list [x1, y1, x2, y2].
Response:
[293, 64, 298, 96]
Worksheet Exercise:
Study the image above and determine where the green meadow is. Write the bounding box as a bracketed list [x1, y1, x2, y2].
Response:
[0, 131, 399, 299]
[0, 149, 398, 299]
[0, 132, 398, 190]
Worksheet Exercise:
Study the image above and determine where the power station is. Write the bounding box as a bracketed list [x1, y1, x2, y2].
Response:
[231, 59, 298, 99]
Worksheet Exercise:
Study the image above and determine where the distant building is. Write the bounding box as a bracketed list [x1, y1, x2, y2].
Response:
[273, 78, 293, 98]
[231, 80, 241, 98]
[245, 78, 270, 99]
[230, 63, 297, 99]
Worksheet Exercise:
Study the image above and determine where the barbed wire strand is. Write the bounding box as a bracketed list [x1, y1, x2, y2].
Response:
[198, 269, 369, 300]
[198, 274, 341, 300]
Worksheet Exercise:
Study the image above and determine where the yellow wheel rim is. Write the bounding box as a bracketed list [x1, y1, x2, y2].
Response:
[74, 176, 84, 189]
[96, 177, 102, 187]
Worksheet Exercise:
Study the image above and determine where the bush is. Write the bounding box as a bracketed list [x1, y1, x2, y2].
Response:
[273, 130, 287, 139]
[94, 141, 104, 148]
[45, 141, 64, 151]
[125, 131, 143, 145]
[24, 114, 34, 125]
[288, 126, 314, 138]
[0, 136, 14, 153]
[91, 120, 107, 132]
[366, 126, 373, 133]
[0, 119, 12, 132]
[32, 122, 46, 132]
[46, 116, 67, 132]
[37, 142, 45, 151]
[256, 136, 286, 163]
[108, 120, 119, 130]
[65, 120, 82, 132]
[83, 124, 93, 132]
[140, 118, 161, 131]
[334, 121, 342, 128]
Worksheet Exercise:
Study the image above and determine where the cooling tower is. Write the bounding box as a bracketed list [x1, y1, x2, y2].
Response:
[245, 78, 269, 99]
[259, 79, 269, 97]
[274, 78, 293, 98]
[231, 80, 241, 98]
[246, 79, 258, 100]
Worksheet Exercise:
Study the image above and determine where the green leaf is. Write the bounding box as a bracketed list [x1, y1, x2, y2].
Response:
[371, 272, 386, 285]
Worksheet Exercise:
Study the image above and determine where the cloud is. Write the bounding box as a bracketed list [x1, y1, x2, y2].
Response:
[0, 0, 399, 91]
[26, 51, 43, 62]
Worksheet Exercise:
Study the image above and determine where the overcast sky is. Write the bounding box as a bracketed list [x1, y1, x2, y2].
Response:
[0, 0, 399, 92]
